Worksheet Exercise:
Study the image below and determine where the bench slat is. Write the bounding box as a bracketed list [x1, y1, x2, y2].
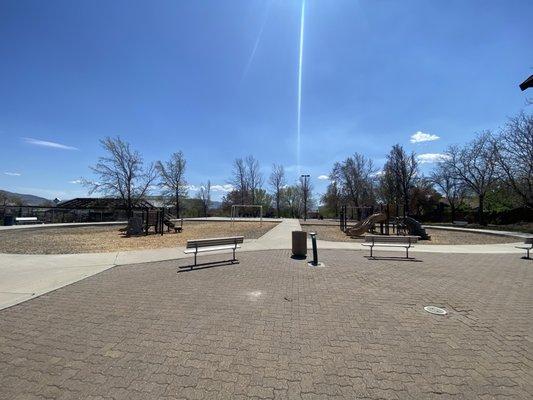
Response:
[186, 236, 244, 249]
[184, 244, 241, 254]
[362, 243, 411, 248]
[364, 235, 418, 244]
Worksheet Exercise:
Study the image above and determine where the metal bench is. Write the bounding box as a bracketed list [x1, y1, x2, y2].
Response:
[362, 235, 418, 258]
[184, 236, 244, 267]
[515, 238, 532, 259]
[15, 217, 40, 225]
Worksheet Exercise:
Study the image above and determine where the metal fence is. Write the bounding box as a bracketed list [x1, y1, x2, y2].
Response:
[1, 205, 129, 225]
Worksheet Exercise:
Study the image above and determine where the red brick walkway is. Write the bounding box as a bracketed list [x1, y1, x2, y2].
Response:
[1, 250, 531, 399]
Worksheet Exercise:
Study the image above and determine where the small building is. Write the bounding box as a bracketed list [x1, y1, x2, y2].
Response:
[57, 198, 155, 210]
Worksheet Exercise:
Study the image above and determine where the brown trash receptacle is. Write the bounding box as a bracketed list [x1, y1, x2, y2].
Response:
[292, 231, 307, 258]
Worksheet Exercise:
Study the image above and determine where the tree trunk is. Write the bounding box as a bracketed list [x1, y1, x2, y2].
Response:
[175, 195, 180, 219]
[126, 198, 133, 218]
[478, 194, 485, 225]
[450, 204, 456, 223]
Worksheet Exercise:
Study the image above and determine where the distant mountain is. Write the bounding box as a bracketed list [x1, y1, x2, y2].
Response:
[0, 190, 51, 206]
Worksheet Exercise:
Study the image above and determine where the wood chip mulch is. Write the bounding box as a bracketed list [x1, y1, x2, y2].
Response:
[0, 221, 279, 254]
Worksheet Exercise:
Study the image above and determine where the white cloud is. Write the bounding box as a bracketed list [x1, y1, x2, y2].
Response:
[417, 153, 450, 164]
[410, 131, 440, 143]
[317, 175, 329, 180]
[4, 172, 21, 176]
[69, 179, 82, 184]
[211, 184, 234, 192]
[23, 137, 78, 150]
[187, 184, 234, 193]
[372, 170, 385, 177]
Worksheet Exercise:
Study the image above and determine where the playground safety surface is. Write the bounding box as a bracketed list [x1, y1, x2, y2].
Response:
[0, 221, 279, 254]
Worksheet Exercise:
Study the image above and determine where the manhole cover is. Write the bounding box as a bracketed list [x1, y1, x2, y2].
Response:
[424, 306, 447, 315]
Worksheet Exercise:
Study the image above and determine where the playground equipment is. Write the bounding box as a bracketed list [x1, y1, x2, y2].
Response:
[345, 213, 387, 237]
[163, 212, 183, 233]
[340, 204, 430, 240]
[396, 216, 430, 240]
[127, 208, 183, 236]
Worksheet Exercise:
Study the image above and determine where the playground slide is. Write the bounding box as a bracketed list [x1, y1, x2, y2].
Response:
[402, 217, 430, 240]
[345, 213, 387, 236]
[163, 214, 182, 233]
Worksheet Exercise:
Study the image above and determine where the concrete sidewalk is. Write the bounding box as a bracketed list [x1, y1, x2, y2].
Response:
[424, 224, 532, 239]
[0, 218, 529, 310]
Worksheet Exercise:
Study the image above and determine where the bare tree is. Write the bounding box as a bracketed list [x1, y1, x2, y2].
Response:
[283, 185, 301, 218]
[84, 137, 157, 216]
[430, 162, 467, 222]
[376, 165, 399, 206]
[443, 131, 500, 224]
[331, 154, 376, 212]
[495, 112, 533, 208]
[197, 180, 211, 217]
[246, 155, 263, 205]
[156, 151, 187, 217]
[268, 164, 286, 218]
[299, 175, 313, 220]
[383, 144, 418, 215]
[321, 180, 342, 217]
[230, 158, 248, 205]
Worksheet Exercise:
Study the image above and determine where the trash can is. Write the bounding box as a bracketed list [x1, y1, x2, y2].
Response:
[3, 215, 14, 226]
[292, 231, 307, 258]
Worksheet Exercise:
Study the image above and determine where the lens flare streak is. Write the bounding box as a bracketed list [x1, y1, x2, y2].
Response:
[296, 0, 305, 174]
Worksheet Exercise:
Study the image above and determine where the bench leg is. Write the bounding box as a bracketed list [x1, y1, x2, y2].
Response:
[232, 247, 236, 263]
[193, 252, 197, 269]
[406, 247, 409, 259]
[370, 245, 373, 258]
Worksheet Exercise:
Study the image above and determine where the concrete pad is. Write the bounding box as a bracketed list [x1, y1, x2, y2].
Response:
[0, 253, 117, 310]
[114, 247, 187, 265]
[0, 218, 528, 310]
[424, 224, 532, 239]
[315, 239, 525, 254]
[0, 292, 34, 310]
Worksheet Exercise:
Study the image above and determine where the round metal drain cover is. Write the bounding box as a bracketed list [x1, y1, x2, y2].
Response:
[424, 306, 447, 315]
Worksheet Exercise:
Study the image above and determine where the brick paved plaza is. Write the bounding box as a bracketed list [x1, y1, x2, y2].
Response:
[0, 250, 531, 399]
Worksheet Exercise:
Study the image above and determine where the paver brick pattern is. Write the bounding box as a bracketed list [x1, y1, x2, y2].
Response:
[0, 250, 532, 399]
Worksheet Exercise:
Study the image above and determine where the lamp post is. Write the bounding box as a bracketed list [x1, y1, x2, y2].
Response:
[301, 174, 310, 221]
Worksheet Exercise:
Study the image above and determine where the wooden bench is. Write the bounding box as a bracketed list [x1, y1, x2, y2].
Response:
[362, 235, 418, 258]
[184, 236, 244, 267]
[515, 238, 532, 259]
[15, 217, 40, 225]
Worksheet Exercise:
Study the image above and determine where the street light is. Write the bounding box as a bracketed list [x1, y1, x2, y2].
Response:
[301, 174, 310, 221]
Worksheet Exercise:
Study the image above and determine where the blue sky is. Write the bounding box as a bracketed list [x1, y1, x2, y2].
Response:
[1, 0, 532, 201]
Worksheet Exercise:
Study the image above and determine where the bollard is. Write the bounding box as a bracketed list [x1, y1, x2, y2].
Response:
[307, 232, 325, 267]
[309, 232, 318, 266]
